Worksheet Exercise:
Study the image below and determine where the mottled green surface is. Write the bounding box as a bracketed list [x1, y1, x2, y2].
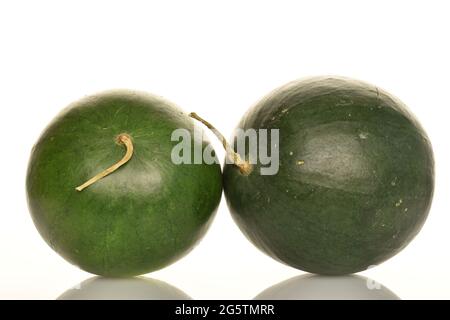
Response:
[27, 90, 222, 277]
[224, 77, 434, 275]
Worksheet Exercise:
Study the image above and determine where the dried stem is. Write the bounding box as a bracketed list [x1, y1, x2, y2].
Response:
[189, 112, 252, 175]
[75, 134, 134, 191]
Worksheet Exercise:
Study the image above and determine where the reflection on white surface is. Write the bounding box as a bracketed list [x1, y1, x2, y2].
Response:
[255, 274, 399, 300]
[58, 276, 191, 300]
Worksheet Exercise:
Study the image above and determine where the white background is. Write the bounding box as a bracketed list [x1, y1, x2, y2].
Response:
[0, 0, 449, 300]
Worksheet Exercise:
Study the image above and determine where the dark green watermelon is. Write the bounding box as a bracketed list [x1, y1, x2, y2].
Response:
[223, 76, 434, 275]
[26, 90, 222, 277]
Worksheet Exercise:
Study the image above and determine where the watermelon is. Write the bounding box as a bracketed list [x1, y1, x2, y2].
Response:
[26, 90, 222, 277]
[223, 76, 434, 275]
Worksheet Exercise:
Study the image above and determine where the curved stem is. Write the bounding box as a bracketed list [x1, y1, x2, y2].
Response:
[75, 134, 134, 191]
[189, 112, 252, 175]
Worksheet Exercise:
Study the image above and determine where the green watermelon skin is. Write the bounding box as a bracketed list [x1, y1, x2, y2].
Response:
[223, 77, 434, 275]
[26, 90, 222, 277]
